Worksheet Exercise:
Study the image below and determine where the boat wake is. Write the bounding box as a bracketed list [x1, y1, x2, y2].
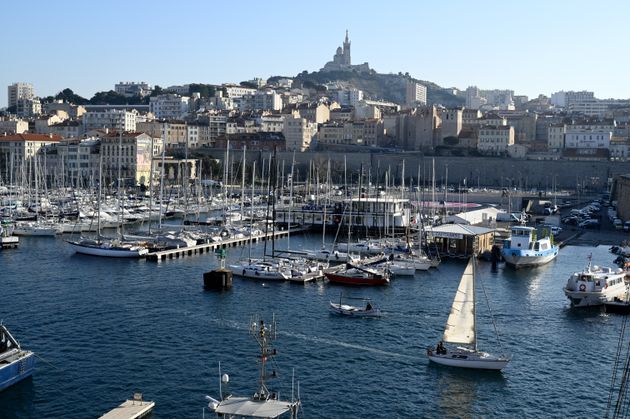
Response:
[181, 312, 417, 362]
[279, 330, 417, 362]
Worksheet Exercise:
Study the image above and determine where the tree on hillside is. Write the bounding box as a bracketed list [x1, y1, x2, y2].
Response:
[55, 88, 89, 105]
[149, 86, 164, 97]
[89, 90, 143, 105]
[239, 81, 258, 89]
[188, 83, 216, 98]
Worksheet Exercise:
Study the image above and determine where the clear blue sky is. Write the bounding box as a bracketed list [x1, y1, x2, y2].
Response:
[2, 0, 628, 107]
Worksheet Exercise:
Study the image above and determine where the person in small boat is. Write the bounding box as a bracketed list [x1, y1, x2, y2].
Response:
[366, 302, 373, 311]
[436, 341, 446, 355]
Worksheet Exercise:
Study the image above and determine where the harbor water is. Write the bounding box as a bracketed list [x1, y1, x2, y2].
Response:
[0, 235, 625, 418]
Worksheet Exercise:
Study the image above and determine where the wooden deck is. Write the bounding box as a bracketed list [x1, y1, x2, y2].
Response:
[99, 399, 154, 419]
[146, 227, 310, 262]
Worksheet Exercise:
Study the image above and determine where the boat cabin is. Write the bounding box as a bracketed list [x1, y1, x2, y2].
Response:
[504, 226, 535, 250]
[425, 224, 494, 258]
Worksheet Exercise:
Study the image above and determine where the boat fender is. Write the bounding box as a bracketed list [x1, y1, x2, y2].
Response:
[579, 284, 586, 292]
[605, 283, 608, 289]
[243, 269, 246, 276]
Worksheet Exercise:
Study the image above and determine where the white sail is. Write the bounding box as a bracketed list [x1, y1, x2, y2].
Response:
[442, 259, 476, 345]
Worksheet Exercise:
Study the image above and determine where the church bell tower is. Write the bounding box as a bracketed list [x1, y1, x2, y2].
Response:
[343, 30, 351, 66]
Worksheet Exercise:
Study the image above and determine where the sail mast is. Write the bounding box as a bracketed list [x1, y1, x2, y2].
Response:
[472, 256, 478, 351]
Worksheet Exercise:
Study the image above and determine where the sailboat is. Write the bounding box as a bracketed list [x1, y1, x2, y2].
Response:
[66, 143, 148, 258]
[426, 257, 510, 370]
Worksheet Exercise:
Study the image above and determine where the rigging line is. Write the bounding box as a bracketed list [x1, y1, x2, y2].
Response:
[607, 314, 628, 417]
[613, 340, 630, 418]
[619, 341, 630, 419]
[476, 259, 504, 353]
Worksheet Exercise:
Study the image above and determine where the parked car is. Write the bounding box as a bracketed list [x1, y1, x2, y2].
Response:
[579, 219, 600, 229]
[624, 221, 630, 232]
[614, 219, 624, 229]
[562, 216, 578, 225]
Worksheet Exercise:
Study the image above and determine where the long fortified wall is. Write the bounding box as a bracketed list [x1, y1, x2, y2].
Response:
[207, 149, 630, 191]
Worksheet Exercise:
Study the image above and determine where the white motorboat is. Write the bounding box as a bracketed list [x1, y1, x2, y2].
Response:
[427, 257, 510, 370]
[13, 221, 57, 236]
[563, 259, 628, 307]
[382, 260, 416, 277]
[329, 295, 381, 317]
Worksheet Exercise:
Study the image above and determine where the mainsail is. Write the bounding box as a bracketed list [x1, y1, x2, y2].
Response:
[442, 258, 476, 345]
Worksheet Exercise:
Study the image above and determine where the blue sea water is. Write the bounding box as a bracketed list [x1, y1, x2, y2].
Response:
[0, 235, 625, 418]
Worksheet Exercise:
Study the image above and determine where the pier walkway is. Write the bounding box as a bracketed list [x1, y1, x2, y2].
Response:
[146, 227, 310, 262]
[99, 395, 154, 419]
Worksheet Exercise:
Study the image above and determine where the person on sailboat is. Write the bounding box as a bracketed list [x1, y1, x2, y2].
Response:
[437, 341, 446, 355]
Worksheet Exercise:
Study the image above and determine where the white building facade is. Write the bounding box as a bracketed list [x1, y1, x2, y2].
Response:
[7, 82, 34, 108]
[149, 94, 190, 119]
[477, 125, 514, 155]
[83, 109, 137, 132]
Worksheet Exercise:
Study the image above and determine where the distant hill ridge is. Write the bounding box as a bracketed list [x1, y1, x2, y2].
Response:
[273, 70, 464, 107]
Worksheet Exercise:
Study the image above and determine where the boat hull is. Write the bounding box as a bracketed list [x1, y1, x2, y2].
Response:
[67, 241, 148, 258]
[605, 301, 630, 314]
[564, 289, 625, 307]
[502, 247, 558, 268]
[229, 264, 288, 281]
[13, 228, 57, 236]
[427, 349, 509, 370]
[0, 351, 36, 391]
[329, 302, 381, 317]
[324, 272, 389, 286]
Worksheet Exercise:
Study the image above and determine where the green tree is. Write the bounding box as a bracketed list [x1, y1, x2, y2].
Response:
[55, 88, 89, 105]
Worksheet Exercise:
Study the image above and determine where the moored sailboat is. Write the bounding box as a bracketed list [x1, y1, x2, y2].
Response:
[427, 257, 510, 370]
[324, 263, 390, 286]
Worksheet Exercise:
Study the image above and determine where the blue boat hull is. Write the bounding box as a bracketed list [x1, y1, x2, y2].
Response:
[0, 352, 36, 391]
[502, 246, 559, 268]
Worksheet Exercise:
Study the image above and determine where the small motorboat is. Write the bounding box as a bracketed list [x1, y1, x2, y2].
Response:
[329, 295, 381, 318]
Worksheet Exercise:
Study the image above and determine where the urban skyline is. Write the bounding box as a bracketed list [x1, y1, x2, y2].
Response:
[2, 0, 630, 106]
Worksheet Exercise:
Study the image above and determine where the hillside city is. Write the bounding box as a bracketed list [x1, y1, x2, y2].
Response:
[2, 31, 630, 188]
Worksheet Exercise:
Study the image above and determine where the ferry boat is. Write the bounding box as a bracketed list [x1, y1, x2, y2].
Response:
[501, 226, 559, 269]
[0, 324, 36, 391]
[564, 260, 628, 307]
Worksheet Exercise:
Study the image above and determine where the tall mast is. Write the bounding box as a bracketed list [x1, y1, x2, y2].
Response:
[472, 257, 478, 351]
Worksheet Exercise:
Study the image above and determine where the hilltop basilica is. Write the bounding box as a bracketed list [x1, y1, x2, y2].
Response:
[321, 31, 371, 72]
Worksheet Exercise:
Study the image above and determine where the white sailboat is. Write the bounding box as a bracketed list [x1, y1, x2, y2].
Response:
[427, 257, 510, 370]
[66, 147, 148, 258]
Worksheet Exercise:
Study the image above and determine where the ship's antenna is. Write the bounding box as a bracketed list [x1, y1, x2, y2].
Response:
[218, 361, 222, 400]
[291, 368, 295, 402]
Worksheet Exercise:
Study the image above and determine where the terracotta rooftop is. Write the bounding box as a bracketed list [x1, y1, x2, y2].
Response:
[0, 133, 62, 142]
